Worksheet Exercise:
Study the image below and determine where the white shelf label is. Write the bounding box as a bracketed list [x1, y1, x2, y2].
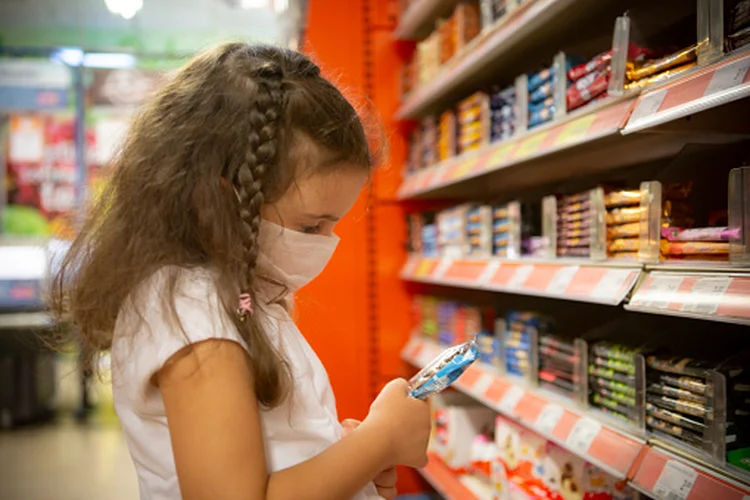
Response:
[629, 89, 667, 123]
[654, 460, 697, 500]
[535, 404, 564, 435]
[705, 57, 750, 96]
[642, 275, 684, 309]
[565, 417, 601, 454]
[591, 269, 631, 302]
[498, 385, 525, 415]
[433, 258, 454, 279]
[477, 260, 502, 285]
[680, 276, 732, 316]
[507, 265, 534, 288]
[546, 266, 579, 295]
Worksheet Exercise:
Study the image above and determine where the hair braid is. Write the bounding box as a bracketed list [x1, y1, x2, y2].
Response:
[236, 63, 286, 311]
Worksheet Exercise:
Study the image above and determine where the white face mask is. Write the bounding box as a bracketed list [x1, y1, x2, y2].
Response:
[256, 219, 340, 292]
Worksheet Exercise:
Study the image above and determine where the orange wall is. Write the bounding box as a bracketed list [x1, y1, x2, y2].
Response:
[296, 0, 423, 493]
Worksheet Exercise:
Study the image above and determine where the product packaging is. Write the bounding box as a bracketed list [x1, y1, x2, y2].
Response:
[409, 337, 479, 400]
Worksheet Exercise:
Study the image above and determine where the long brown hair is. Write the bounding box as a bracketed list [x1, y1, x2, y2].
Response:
[51, 43, 374, 407]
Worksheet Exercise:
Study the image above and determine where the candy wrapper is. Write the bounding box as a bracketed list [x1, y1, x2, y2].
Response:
[409, 337, 479, 399]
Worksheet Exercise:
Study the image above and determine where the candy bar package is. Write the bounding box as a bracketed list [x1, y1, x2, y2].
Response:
[409, 337, 479, 399]
[502, 311, 549, 381]
[626, 44, 698, 82]
[453, 2, 481, 52]
[457, 91, 490, 153]
[537, 334, 583, 400]
[726, 0, 750, 51]
[607, 206, 643, 225]
[625, 62, 696, 91]
[438, 110, 457, 161]
[604, 190, 641, 208]
[645, 351, 750, 473]
[588, 341, 644, 426]
[467, 205, 493, 257]
[661, 226, 740, 242]
[660, 240, 730, 257]
[608, 237, 639, 254]
[566, 68, 610, 111]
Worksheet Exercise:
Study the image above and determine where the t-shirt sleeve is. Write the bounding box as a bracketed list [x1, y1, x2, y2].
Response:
[113, 267, 250, 396]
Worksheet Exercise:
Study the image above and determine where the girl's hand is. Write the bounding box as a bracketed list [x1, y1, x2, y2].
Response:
[362, 378, 431, 469]
[341, 420, 398, 499]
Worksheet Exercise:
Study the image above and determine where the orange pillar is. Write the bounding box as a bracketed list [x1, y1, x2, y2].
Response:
[299, 0, 423, 493]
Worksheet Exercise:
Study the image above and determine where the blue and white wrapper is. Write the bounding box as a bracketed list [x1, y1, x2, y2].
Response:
[409, 337, 479, 400]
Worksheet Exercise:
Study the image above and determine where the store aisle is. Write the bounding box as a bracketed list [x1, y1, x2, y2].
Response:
[0, 421, 139, 500]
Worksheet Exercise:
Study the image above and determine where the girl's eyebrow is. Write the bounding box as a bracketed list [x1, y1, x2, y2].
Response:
[306, 213, 340, 222]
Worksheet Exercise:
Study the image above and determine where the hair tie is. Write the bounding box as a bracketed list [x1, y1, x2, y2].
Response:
[238, 293, 253, 320]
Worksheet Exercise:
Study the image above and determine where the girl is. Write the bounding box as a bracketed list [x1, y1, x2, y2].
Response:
[53, 43, 431, 500]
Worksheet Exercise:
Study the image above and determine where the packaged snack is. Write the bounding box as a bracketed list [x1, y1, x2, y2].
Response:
[560, 192, 590, 205]
[558, 219, 591, 231]
[557, 246, 590, 257]
[409, 337, 479, 399]
[593, 386, 636, 407]
[646, 402, 706, 433]
[594, 356, 635, 375]
[624, 62, 696, 90]
[558, 227, 591, 239]
[608, 237, 639, 253]
[661, 226, 740, 242]
[607, 206, 644, 225]
[589, 366, 635, 384]
[608, 222, 640, 239]
[566, 68, 609, 111]
[647, 356, 715, 377]
[528, 105, 554, 128]
[647, 415, 705, 446]
[728, 0, 750, 31]
[591, 343, 638, 363]
[660, 240, 730, 256]
[558, 236, 590, 248]
[648, 383, 707, 405]
[593, 393, 633, 414]
[568, 50, 613, 82]
[726, 25, 750, 51]
[605, 190, 641, 208]
[590, 376, 636, 396]
[559, 210, 590, 223]
[540, 378, 576, 394]
[528, 67, 554, 92]
[626, 44, 698, 82]
[540, 346, 578, 364]
[646, 394, 710, 419]
[529, 81, 554, 103]
[559, 200, 591, 213]
[660, 374, 707, 395]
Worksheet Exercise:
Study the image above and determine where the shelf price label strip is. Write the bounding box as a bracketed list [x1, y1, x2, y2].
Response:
[624, 50, 750, 134]
[629, 272, 750, 324]
[400, 256, 640, 305]
[631, 447, 750, 500]
[420, 453, 484, 500]
[397, 99, 636, 199]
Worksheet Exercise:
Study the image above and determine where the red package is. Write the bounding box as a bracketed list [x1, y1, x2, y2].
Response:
[567, 69, 610, 111]
[568, 44, 655, 82]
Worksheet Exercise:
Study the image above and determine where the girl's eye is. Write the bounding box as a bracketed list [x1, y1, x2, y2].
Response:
[301, 225, 321, 234]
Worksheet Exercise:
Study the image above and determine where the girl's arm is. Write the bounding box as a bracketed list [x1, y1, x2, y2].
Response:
[158, 339, 430, 500]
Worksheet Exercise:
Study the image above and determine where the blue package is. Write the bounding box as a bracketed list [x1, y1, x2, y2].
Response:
[529, 105, 554, 128]
[529, 96, 555, 114]
[528, 68, 554, 93]
[409, 337, 479, 399]
[529, 81, 554, 104]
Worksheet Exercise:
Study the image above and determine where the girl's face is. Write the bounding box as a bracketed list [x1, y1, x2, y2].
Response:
[261, 164, 368, 236]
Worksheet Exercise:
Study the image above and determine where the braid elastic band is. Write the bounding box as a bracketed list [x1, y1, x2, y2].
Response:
[238, 293, 253, 320]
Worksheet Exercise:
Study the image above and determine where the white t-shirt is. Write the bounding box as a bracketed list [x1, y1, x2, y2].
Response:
[111, 268, 380, 500]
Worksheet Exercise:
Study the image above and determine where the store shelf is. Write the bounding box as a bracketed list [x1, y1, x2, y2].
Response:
[623, 49, 750, 135]
[398, 97, 636, 199]
[0, 311, 52, 330]
[397, 0, 587, 119]
[630, 447, 750, 500]
[393, 0, 457, 41]
[404, 338, 750, 497]
[625, 269, 750, 325]
[400, 254, 641, 305]
[403, 337, 646, 480]
[419, 453, 490, 500]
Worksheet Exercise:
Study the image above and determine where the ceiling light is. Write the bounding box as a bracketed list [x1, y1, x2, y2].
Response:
[104, 0, 144, 20]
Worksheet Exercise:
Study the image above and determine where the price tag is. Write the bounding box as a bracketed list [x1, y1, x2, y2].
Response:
[705, 57, 750, 96]
[507, 265, 534, 288]
[546, 266, 579, 295]
[415, 259, 435, 278]
[653, 460, 697, 500]
[488, 141, 515, 167]
[629, 89, 667, 124]
[433, 258, 454, 279]
[642, 275, 684, 309]
[535, 404, 564, 435]
[498, 385, 525, 415]
[515, 133, 547, 159]
[591, 269, 632, 302]
[555, 115, 597, 147]
[680, 276, 731, 315]
[565, 417, 601, 454]
[477, 260, 502, 285]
